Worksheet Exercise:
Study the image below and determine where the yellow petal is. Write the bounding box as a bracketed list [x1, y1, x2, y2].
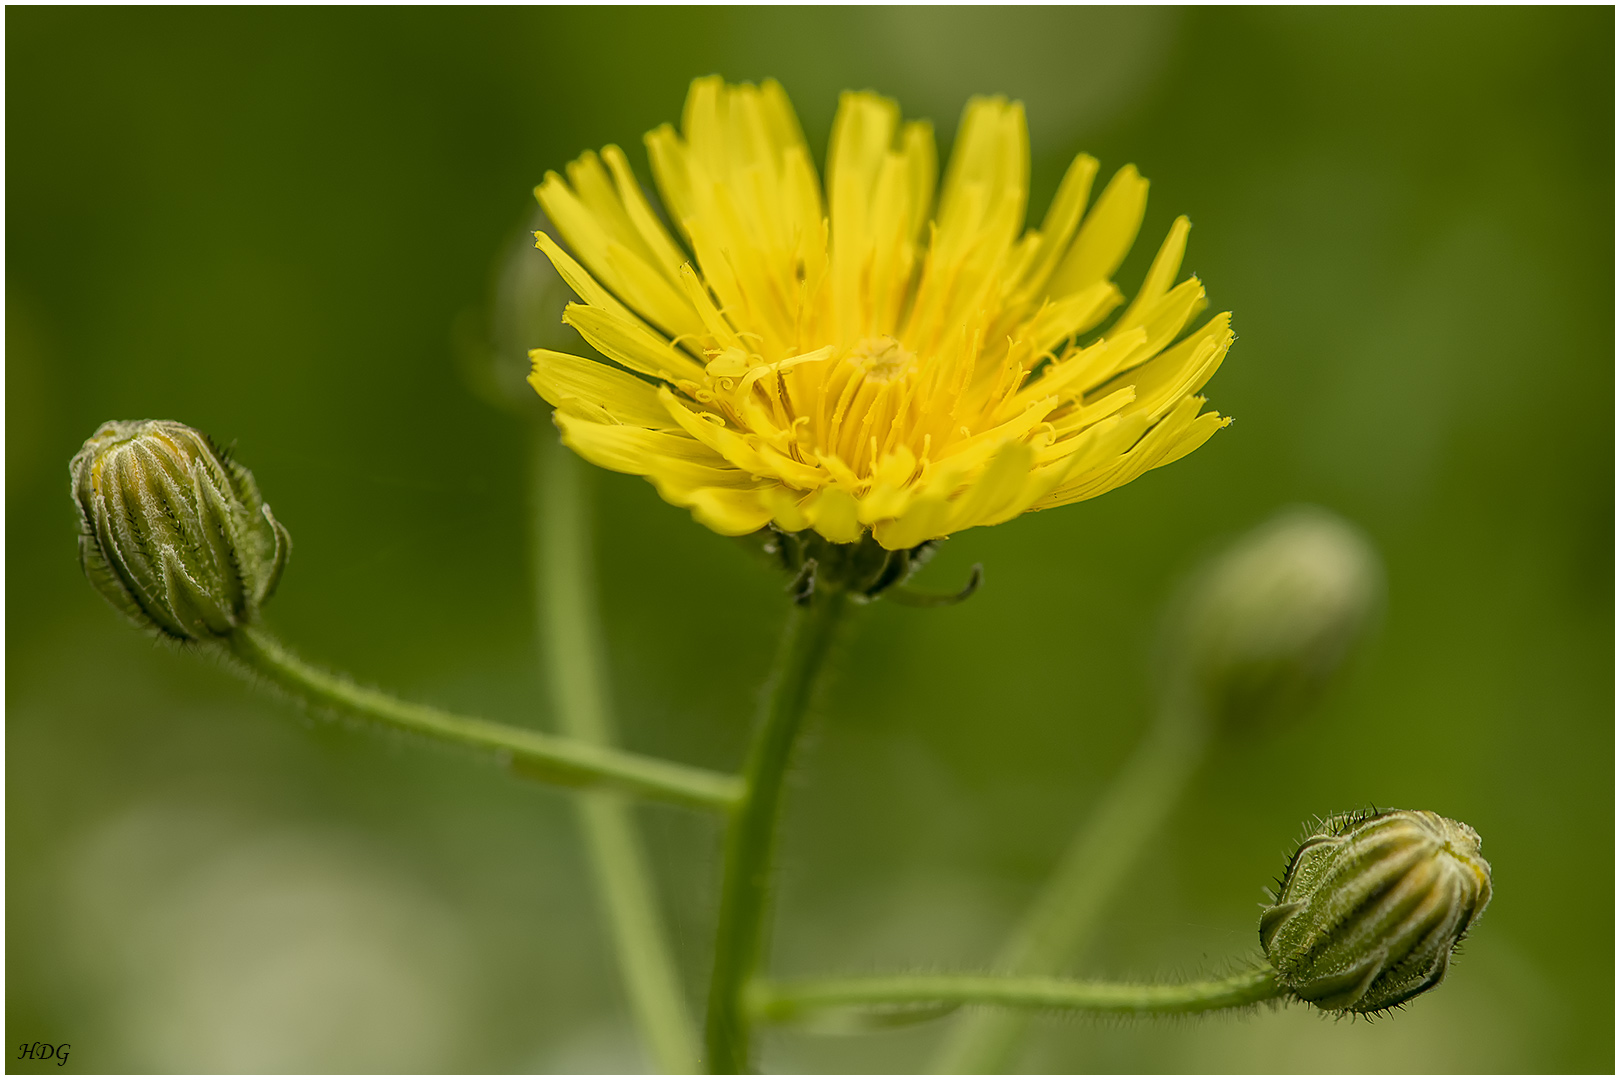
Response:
[685, 485, 777, 535]
[1046, 164, 1148, 297]
[1153, 408, 1230, 469]
[936, 96, 1028, 251]
[759, 79, 813, 165]
[658, 387, 825, 488]
[1114, 214, 1191, 331]
[601, 144, 692, 280]
[538, 165, 699, 337]
[535, 231, 644, 329]
[557, 414, 737, 487]
[563, 303, 708, 384]
[564, 151, 653, 267]
[682, 74, 727, 179]
[1013, 281, 1122, 365]
[528, 349, 675, 429]
[944, 439, 1037, 532]
[1006, 328, 1141, 413]
[1038, 395, 1205, 507]
[1101, 311, 1233, 422]
[873, 493, 953, 549]
[1017, 152, 1099, 303]
[644, 124, 695, 241]
[856, 445, 921, 523]
[761, 485, 813, 533]
[803, 484, 862, 544]
[677, 264, 745, 351]
[901, 121, 938, 239]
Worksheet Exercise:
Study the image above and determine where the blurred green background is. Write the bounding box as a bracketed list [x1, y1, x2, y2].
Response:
[7, 7, 1613, 1073]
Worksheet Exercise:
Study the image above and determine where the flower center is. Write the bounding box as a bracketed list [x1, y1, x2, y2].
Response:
[848, 336, 915, 384]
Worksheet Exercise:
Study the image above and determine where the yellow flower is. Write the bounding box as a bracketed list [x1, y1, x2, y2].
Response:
[529, 76, 1233, 550]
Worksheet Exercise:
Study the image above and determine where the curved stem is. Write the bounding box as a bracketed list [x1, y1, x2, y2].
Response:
[534, 434, 700, 1073]
[755, 963, 1281, 1023]
[934, 690, 1211, 1072]
[705, 587, 851, 1073]
[226, 624, 743, 812]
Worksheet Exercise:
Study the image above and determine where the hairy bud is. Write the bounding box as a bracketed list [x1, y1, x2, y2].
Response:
[1261, 809, 1492, 1013]
[1171, 507, 1382, 725]
[70, 420, 290, 641]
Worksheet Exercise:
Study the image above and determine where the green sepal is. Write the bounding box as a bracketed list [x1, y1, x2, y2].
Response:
[756, 526, 944, 604]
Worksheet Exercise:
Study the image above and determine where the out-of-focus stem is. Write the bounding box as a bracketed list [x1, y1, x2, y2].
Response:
[934, 691, 1212, 1073]
[533, 431, 701, 1074]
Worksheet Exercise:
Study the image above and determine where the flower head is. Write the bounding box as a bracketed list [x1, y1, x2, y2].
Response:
[530, 77, 1233, 549]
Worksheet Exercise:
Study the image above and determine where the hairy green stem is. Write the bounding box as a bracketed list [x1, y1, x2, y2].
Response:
[533, 434, 700, 1073]
[226, 624, 743, 812]
[705, 587, 851, 1073]
[935, 691, 1211, 1072]
[755, 963, 1281, 1022]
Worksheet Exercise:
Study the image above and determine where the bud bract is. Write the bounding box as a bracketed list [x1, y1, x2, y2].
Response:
[1260, 809, 1492, 1013]
[1171, 507, 1382, 725]
[70, 420, 290, 641]
[760, 527, 938, 603]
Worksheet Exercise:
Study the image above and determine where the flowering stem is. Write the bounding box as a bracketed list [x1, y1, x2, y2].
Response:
[934, 691, 1211, 1072]
[533, 433, 700, 1074]
[705, 586, 852, 1073]
[753, 963, 1281, 1023]
[225, 624, 743, 812]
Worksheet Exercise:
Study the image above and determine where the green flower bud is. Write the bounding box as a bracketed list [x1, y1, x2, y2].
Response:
[1260, 809, 1492, 1014]
[1171, 507, 1383, 726]
[70, 420, 290, 642]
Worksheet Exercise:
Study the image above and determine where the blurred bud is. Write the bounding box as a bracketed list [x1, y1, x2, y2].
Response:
[1169, 507, 1382, 725]
[458, 210, 575, 416]
[1261, 809, 1492, 1013]
[70, 420, 290, 641]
